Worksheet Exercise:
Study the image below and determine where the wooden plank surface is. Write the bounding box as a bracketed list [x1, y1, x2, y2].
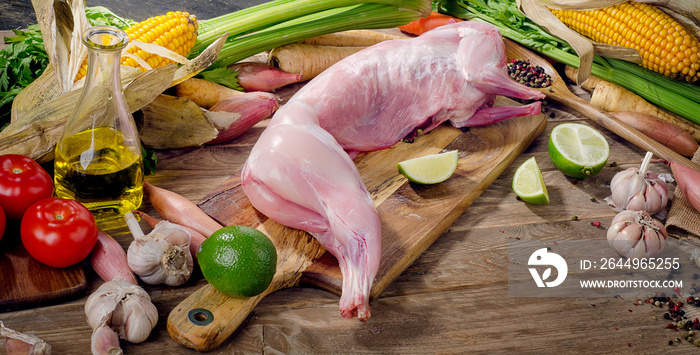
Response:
[1, 30, 694, 355]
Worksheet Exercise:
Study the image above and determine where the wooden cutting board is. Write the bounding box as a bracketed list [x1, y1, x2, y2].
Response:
[167, 97, 547, 351]
[0, 220, 87, 312]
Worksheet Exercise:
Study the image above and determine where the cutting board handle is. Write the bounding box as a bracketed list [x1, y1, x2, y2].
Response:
[167, 272, 292, 352]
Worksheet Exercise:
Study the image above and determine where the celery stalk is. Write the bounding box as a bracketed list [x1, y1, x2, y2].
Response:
[209, 3, 425, 68]
[192, 0, 431, 58]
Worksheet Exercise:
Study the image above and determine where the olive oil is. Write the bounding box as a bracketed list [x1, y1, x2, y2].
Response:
[54, 127, 144, 229]
[54, 26, 144, 230]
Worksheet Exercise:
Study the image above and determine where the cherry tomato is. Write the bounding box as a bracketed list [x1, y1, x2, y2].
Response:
[0, 154, 54, 220]
[0, 205, 5, 242]
[21, 197, 98, 268]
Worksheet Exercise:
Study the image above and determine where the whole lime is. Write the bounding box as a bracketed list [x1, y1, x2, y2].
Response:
[197, 225, 277, 298]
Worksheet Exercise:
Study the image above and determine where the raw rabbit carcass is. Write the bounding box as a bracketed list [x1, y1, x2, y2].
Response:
[241, 21, 545, 321]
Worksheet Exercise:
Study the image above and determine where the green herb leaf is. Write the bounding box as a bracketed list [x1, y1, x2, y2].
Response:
[141, 146, 158, 175]
[196, 67, 244, 91]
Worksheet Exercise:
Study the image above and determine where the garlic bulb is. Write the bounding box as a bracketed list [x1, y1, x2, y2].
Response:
[125, 212, 194, 286]
[607, 210, 667, 259]
[609, 152, 668, 214]
[0, 321, 51, 355]
[84, 279, 158, 345]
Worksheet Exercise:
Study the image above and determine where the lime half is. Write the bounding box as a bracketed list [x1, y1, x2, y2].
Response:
[548, 123, 609, 179]
[513, 156, 550, 205]
[398, 150, 459, 184]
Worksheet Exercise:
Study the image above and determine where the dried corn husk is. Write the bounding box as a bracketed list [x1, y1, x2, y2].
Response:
[137, 95, 219, 149]
[516, 0, 641, 84]
[0, 65, 176, 163]
[7, 0, 229, 162]
[31, 0, 90, 94]
[541, 0, 699, 25]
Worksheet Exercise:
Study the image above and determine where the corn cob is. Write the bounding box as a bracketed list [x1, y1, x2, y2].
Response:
[75, 11, 198, 81]
[550, 2, 700, 83]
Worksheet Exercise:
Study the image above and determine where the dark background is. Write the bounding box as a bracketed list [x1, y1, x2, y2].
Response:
[1, 0, 271, 30]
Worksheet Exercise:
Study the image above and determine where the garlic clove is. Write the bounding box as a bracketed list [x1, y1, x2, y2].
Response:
[120, 293, 159, 343]
[0, 321, 52, 355]
[90, 323, 122, 355]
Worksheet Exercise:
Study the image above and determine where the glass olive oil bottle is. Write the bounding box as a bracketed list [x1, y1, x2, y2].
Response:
[54, 26, 144, 229]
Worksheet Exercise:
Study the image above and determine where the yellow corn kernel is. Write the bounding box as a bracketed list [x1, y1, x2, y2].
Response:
[75, 11, 198, 81]
[551, 2, 700, 83]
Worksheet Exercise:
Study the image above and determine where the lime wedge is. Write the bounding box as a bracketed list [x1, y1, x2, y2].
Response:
[398, 150, 459, 184]
[512, 156, 550, 205]
[548, 123, 609, 179]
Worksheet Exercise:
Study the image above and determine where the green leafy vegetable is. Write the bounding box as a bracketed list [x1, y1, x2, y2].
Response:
[196, 67, 243, 91]
[0, 25, 49, 131]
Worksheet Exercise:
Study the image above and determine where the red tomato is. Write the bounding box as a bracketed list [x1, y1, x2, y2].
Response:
[21, 197, 98, 268]
[0, 154, 54, 220]
[0, 205, 5, 242]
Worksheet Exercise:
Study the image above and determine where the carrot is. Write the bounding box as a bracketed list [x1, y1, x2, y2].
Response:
[268, 44, 365, 81]
[565, 66, 700, 143]
[609, 112, 698, 157]
[175, 77, 242, 109]
[302, 29, 405, 47]
[398, 11, 462, 36]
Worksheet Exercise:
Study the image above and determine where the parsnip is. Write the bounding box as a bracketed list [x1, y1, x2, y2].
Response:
[566, 66, 700, 142]
[268, 44, 365, 81]
[301, 29, 404, 46]
[175, 77, 243, 109]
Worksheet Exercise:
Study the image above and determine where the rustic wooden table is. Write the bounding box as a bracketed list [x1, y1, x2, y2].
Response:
[1, 26, 696, 355]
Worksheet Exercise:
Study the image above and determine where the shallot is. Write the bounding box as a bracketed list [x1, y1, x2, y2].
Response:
[227, 62, 302, 92]
[143, 181, 223, 237]
[608, 152, 668, 214]
[207, 91, 279, 144]
[607, 210, 667, 258]
[89, 230, 138, 284]
[667, 160, 700, 214]
[125, 212, 193, 286]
